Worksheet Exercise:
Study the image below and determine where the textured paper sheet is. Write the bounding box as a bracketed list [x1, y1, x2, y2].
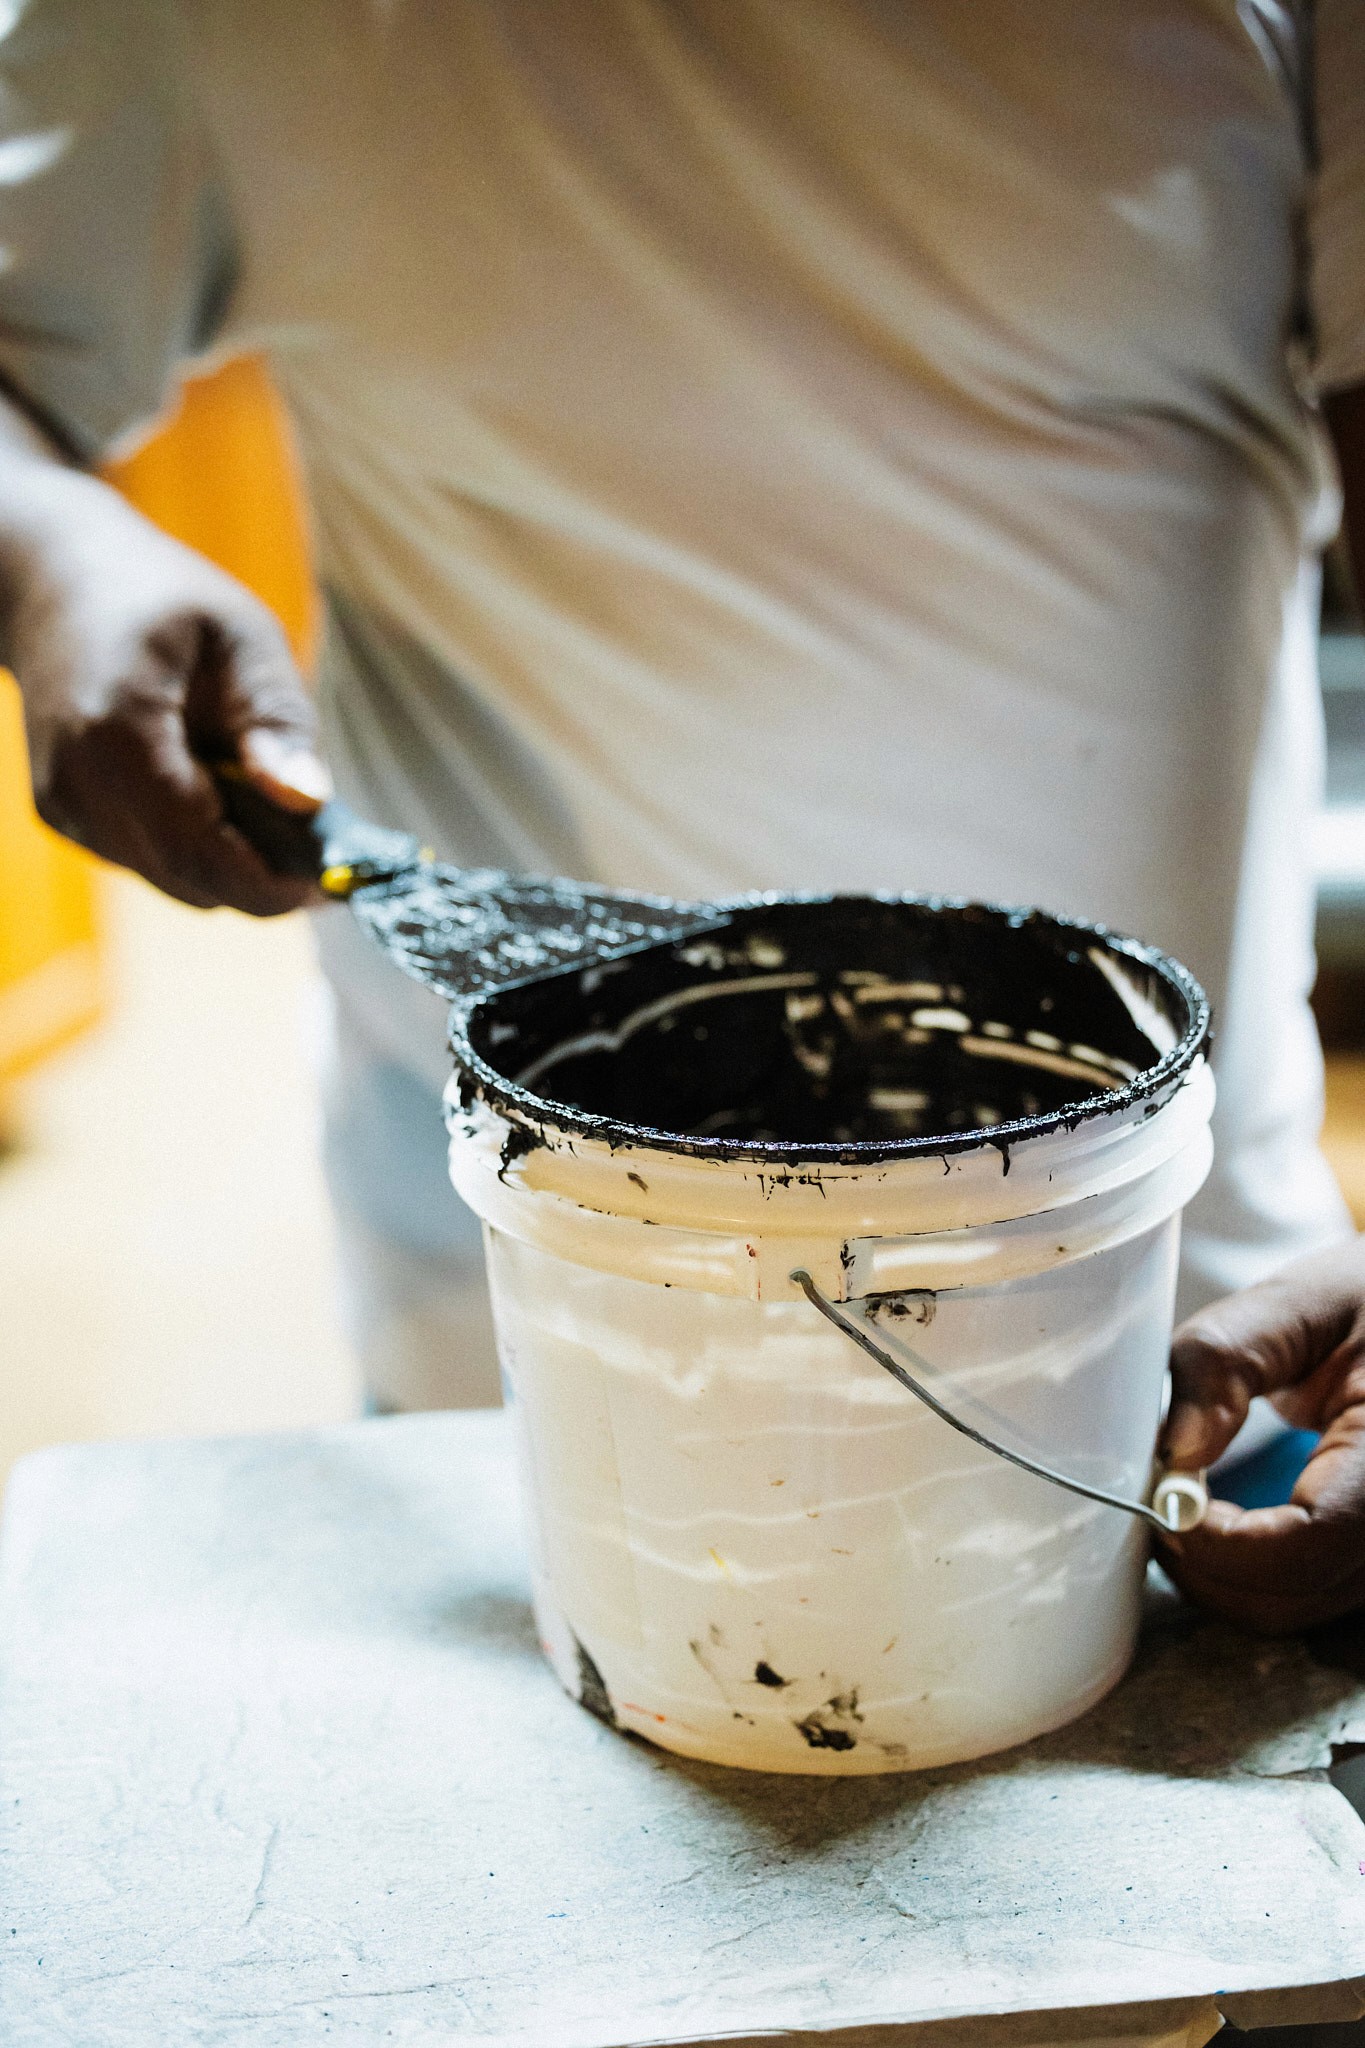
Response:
[3, 1413, 1365, 2047]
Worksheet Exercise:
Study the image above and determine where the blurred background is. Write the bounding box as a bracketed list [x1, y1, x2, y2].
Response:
[0, 358, 361, 1486]
[2, 356, 1364, 1488]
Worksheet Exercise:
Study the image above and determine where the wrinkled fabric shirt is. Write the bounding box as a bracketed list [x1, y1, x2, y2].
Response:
[1, 0, 1362, 1308]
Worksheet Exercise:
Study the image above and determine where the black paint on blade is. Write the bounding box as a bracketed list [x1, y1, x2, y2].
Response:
[350, 865, 725, 1002]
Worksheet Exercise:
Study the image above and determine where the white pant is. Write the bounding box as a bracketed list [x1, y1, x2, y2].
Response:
[318, 908, 502, 1413]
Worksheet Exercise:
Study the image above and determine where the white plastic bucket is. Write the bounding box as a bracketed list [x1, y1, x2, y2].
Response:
[445, 897, 1212, 1774]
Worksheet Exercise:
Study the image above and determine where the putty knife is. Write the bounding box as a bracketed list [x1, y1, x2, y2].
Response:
[214, 768, 730, 1003]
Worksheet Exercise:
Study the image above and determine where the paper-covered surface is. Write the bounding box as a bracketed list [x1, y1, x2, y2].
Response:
[3, 1412, 1365, 2048]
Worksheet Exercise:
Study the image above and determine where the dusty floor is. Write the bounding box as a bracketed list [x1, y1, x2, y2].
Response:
[1, 878, 1363, 1491]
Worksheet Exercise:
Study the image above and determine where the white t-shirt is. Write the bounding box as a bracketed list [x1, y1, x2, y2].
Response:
[2, 0, 1363, 1311]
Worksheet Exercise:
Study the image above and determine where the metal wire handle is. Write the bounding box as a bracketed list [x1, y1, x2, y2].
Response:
[790, 1270, 1207, 1534]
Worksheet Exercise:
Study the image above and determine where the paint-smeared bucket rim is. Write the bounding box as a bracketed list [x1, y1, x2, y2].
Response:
[446, 893, 1212, 1168]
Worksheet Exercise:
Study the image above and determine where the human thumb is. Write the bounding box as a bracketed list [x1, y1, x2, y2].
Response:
[238, 724, 333, 815]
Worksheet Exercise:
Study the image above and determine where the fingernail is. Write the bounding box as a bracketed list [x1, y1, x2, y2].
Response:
[1162, 1401, 1206, 1466]
[242, 732, 332, 805]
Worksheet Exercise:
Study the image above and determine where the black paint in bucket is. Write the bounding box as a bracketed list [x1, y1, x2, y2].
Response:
[449, 897, 1209, 1168]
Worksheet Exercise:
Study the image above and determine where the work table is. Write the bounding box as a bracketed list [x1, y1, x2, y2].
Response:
[3, 1410, 1365, 2047]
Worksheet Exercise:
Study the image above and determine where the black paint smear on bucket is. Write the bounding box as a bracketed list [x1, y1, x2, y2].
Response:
[497, 1121, 540, 1181]
[573, 1636, 616, 1728]
[450, 897, 1209, 1168]
[795, 1717, 857, 1752]
[795, 1687, 864, 1750]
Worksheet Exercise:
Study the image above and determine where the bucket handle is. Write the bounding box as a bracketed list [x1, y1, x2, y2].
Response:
[790, 1270, 1207, 1534]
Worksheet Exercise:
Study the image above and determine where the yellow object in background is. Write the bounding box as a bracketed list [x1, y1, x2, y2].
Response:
[0, 683, 102, 1083]
[0, 354, 316, 1087]
[103, 354, 318, 669]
